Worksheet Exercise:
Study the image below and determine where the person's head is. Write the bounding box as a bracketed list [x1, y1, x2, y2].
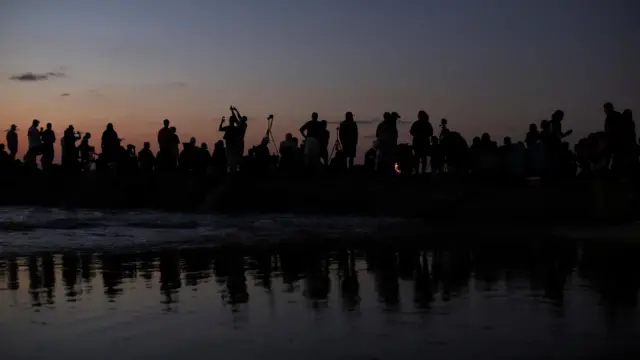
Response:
[144, 142, 150, 149]
[163, 119, 170, 127]
[190, 137, 196, 145]
[541, 120, 549, 130]
[10, 124, 16, 131]
[473, 136, 481, 145]
[481, 133, 491, 142]
[345, 112, 354, 122]
[68, 125, 75, 131]
[418, 110, 429, 121]
[46, 123, 52, 130]
[201, 143, 208, 151]
[383, 112, 391, 121]
[241, 116, 248, 123]
[552, 110, 564, 121]
[285, 133, 293, 141]
[529, 123, 538, 132]
[320, 120, 328, 129]
[32, 119, 40, 127]
[106, 123, 113, 130]
[170, 126, 176, 133]
[229, 115, 238, 124]
[504, 136, 512, 146]
[84, 132, 92, 139]
[215, 140, 224, 149]
[311, 112, 318, 121]
[391, 112, 400, 121]
[603, 102, 614, 115]
[441, 118, 448, 126]
[622, 109, 633, 120]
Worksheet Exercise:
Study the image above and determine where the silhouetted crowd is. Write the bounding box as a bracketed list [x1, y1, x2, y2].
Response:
[1, 102, 636, 182]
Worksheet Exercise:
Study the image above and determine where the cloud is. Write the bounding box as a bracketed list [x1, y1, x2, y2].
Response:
[87, 89, 104, 96]
[9, 71, 66, 82]
[60, 93, 70, 97]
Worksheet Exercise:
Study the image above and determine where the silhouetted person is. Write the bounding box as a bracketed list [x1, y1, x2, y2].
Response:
[439, 118, 448, 139]
[278, 133, 298, 173]
[364, 142, 377, 172]
[525, 123, 540, 148]
[410, 110, 434, 174]
[24, 119, 42, 166]
[339, 112, 358, 169]
[6, 124, 18, 161]
[430, 136, 444, 174]
[170, 127, 180, 168]
[101, 123, 120, 164]
[196, 143, 211, 175]
[138, 142, 155, 173]
[375, 112, 399, 174]
[157, 119, 172, 171]
[0, 144, 9, 170]
[300, 112, 322, 169]
[230, 106, 249, 159]
[40, 123, 56, 170]
[219, 115, 243, 174]
[319, 120, 330, 166]
[62, 125, 81, 172]
[212, 140, 227, 178]
[78, 133, 93, 171]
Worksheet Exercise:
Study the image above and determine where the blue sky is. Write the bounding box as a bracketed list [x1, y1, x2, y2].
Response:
[1, 0, 638, 157]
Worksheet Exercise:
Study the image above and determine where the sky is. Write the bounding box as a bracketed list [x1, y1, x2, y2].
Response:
[1, 0, 639, 161]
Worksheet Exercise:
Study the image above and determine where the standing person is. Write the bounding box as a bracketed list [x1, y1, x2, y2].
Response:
[62, 125, 81, 171]
[319, 120, 330, 166]
[157, 119, 172, 171]
[375, 112, 399, 174]
[300, 112, 322, 168]
[219, 116, 241, 173]
[230, 106, 249, 160]
[101, 123, 120, 164]
[6, 124, 18, 161]
[410, 110, 434, 174]
[24, 119, 42, 166]
[41, 123, 56, 170]
[339, 112, 358, 169]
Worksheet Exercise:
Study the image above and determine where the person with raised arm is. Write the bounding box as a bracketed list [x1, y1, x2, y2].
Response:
[299, 112, 322, 168]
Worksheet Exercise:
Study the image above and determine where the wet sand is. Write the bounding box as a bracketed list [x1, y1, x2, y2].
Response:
[1, 234, 639, 360]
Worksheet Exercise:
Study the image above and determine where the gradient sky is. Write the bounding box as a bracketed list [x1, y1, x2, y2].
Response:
[1, 0, 639, 160]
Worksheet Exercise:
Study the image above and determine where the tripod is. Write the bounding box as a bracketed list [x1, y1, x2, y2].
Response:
[265, 115, 279, 156]
[329, 126, 342, 161]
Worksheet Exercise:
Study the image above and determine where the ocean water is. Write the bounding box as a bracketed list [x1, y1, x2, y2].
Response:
[0, 207, 639, 359]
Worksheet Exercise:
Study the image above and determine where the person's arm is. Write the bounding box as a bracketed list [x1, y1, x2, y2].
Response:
[218, 117, 226, 132]
[232, 106, 243, 120]
[300, 122, 309, 139]
[562, 130, 573, 138]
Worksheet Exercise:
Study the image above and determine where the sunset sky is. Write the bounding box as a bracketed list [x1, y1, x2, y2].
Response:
[1, 0, 638, 160]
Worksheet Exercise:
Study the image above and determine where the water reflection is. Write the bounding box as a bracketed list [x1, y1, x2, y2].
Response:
[1, 239, 639, 314]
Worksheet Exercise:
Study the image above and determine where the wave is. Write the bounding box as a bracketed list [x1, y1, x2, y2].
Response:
[0, 206, 420, 255]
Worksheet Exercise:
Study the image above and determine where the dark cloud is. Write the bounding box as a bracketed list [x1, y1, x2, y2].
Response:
[60, 93, 70, 97]
[9, 71, 66, 82]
